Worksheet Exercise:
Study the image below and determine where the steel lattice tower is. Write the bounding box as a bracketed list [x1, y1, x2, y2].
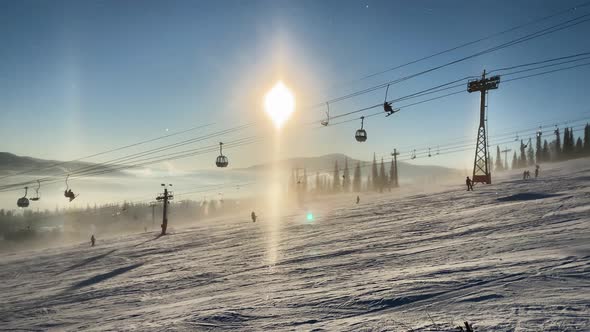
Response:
[467, 70, 500, 184]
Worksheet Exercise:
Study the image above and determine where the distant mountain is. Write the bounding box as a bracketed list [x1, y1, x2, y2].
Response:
[0, 152, 124, 177]
[241, 153, 463, 183]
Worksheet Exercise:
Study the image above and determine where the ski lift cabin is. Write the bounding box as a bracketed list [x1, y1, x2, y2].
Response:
[216, 142, 229, 168]
[355, 116, 367, 142]
[17, 187, 29, 208]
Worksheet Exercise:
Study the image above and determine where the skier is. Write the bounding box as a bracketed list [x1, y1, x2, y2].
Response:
[90, 234, 95, 247]
[64, 189, 76, 202]
[523, 170, 527, 180]
[535, 165, 540, 178]
[356, 196, 360, 204]
[251, 211, 257, 223]
[465, 176, 473, 191]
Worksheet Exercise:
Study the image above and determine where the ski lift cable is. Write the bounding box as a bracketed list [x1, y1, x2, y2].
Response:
[351, 1, 590, 82]
[5, 11, 590, 185]
[316, 12, 590, 107]
[0, 137, 262, 193]
[5, 48, 587, 188]
[0, 122, 217, 181]
[488, 51, 590, 73]
[3, 57, 590, 193]
[2, 61, 586, 194]
[112, 123, 588, 203]
[323, 60, 590, 127]
[0, 124, 252, 190]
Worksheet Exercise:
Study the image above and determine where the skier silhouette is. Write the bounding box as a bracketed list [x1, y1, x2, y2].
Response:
[251, 211, 257, 223]
[90, 235, 95, 247]
[535, 165, 540, 178]
[64, 189, 76, 202]
[465, 177, 473, 191]
[356, 196, 360, 204]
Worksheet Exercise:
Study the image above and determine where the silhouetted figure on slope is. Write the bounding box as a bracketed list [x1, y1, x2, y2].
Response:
[251, 211, 257, 223]
[90, 235, 95, 247]
[523, 170, 527, 180]
[535, 165, 540, 178]
[465, 177, 473, 191]
[356, 196, 360, 204]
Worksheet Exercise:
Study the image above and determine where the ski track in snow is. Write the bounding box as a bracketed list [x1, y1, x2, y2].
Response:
[1, 159, 589, 331]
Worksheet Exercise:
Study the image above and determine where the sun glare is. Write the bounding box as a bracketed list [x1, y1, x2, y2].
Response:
[264, 81, 295, 129]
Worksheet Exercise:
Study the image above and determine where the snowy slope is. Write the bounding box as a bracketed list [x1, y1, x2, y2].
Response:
[1, 159, 589, 331]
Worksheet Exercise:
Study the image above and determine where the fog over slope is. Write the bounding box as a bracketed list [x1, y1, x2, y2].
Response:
[0, 152, 463, 210]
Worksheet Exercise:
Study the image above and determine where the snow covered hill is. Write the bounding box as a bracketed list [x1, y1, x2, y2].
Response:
[1, 159, 589, 331]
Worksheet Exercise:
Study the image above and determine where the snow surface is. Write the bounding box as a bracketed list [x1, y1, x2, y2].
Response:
[1, 159, 589, 331]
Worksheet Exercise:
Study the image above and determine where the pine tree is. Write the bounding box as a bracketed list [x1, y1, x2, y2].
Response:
[495, 146, 503, 171]
[563, 127, 571, 157]
[289, 169, 296, 194]
[353, 162, 361, 192]
[542, 140, 550, 162]
[576, 137, 583, 155]
[371, 153, 378, 191]
[527, 138, 535, 166]
[519, 139, 527, 167]
[303, 168, 308, 193]
[570, 127, 575, 156]
[315, 172, 321, 193]
[512, 151, 518, 169]
[504, 150, 509, 170]
[333, 161, 340, 192]
[342, 158, 350, 192]
[389, 157, 397, 188]
[584, 123, 590, 155]
[379, 158, 386, 193]
[536, 132, 542, 163]
[554, 127, 561, 160]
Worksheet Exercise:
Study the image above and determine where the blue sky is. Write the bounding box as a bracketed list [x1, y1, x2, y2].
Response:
[1, 0, 590, 173]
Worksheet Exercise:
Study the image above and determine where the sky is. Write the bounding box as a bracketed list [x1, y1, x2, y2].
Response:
[1, 0, 590, 178]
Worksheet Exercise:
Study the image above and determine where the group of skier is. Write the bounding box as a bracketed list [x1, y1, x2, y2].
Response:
[466, 165, 541, 191]
[522, 165, 541, 180]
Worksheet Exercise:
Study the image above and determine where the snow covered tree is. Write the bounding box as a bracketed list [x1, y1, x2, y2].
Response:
[495, 146, 503, 171]
[353, 161, 361, 192]
[342, 158, 350, 192]
[332, 161, 340, 192]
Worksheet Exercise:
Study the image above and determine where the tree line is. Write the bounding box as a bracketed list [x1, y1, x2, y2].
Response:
[494, 123, 590, 170]
[289, 154, 399, 196]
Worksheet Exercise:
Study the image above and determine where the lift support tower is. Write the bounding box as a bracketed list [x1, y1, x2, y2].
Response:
[156, 184, 173, 235]
[467, 70, 500, 184]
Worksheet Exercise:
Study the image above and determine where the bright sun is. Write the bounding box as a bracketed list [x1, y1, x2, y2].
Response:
[264, 81, 295, 129]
